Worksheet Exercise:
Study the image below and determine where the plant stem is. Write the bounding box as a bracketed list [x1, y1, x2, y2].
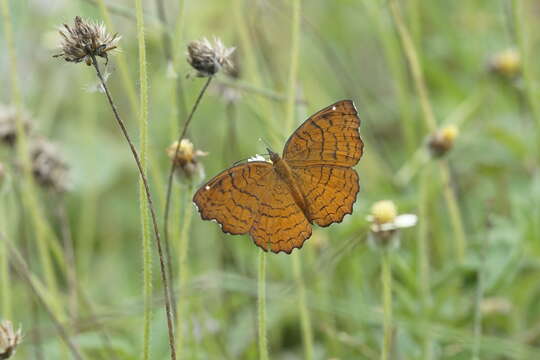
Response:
[95, 0, 138, 114]
[134, 0, 154, 358]
[163, 76, 213, 313]
[389, 0, 467, 260]
[473, 218, 489, 360]
[439, 161, 466, 261]
[4, 234, 84, 360]
[90, 55, 177, 360]
[513, 0, 540, 158]
[418, 168, 433, 360]
[293, 252, 314, 360]
[176, 184, 194, 357]
[381, 250, 393, 360]
[258, 250, 269, 360]
[2, 0, 62, 316]
[389, 0, 436, 133]
[285, 1, 314, 358]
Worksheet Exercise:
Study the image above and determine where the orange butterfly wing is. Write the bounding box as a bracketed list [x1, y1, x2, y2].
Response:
[193, 100, 363, 253]
[283, 100, 363, 167]
[193, 162, 272, 235]
[193, 162, 312, 253]
[284, 100, 363, 227]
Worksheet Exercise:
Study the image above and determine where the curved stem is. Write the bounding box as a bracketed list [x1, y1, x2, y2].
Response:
[90, 55, 177, 360]
[163, 76, 213, 316]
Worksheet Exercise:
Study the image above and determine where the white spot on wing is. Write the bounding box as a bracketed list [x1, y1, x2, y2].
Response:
[205, 185, 210, 190]
[248, 154, 266, 162]
[332, 106, 336, 111]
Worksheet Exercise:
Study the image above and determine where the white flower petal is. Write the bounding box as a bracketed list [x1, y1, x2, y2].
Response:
[394, 214, 418, 228]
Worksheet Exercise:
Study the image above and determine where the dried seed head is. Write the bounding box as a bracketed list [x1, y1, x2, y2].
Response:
[187, 37, 235, 77]
[480, 297, 512, 316]
[167, 139, 208, 182]
[428, 124, 459, 158]
[0, 320, 22, 359]
[54, 16, 120, 66]
[30, 138, 70, 193]
[489, 48, 521, 78]
[0, 105, 32, 147]
[367, 200, 417, 250]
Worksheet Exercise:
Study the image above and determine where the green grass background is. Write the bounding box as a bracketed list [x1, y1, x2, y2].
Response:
[1, 0, 540, 359]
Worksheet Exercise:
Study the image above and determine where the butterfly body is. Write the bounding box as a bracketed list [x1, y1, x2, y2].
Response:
[268, 148, 312, 221]
[193, 100, 364, 253]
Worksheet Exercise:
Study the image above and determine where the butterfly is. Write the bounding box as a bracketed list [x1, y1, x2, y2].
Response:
[193, 100, 364, 253]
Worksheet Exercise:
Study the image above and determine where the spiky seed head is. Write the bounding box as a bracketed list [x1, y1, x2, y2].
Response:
[428, 124, 459, 157]
[54, 16, 120, 66]
[167, 139, 208, 182]
[0, 105, 32, 147]
[0, 320, 22, 359]
[186, 37, 235, 77]
[29, 138, 70, 193]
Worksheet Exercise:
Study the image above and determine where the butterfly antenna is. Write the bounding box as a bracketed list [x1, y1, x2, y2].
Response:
[258, 137, 273, 152]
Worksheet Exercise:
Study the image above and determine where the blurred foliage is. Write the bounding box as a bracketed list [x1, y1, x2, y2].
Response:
[1, 0, 540, 359]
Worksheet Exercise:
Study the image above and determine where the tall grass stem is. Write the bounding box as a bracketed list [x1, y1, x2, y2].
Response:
[258, 250, 269, 360]
[90, 54, 177, 360]
[134, 0, 155, 358]
[381, 250, 393, 360]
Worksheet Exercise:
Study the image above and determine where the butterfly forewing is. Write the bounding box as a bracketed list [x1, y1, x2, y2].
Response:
[282, 100, 363, 167]
[193, 162, 272, 235]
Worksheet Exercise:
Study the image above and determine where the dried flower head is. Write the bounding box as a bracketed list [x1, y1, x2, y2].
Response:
[187, 37, 235, 77]
[489, 48, 521, 78]
[29, 138, 70, 192]
[428, 124, 459, 157]
[0, 320, 22, 359]
[367, 200, 417, 250]
[54, 16, 120, 66]
[167, 139, 208, 182]
[0, 105, 32, 147]
[480, 297, 512, 316]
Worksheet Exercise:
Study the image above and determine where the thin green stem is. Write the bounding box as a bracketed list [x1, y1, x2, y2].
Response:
[2, 0, 63, 316]
[439, 161, 466, 261]
[176, 184, 194, 357]
[381, 250, 393, 360]
[163, 76, 213, 308]
[418, 169, 433, 360]
[285, 1, 314, 358]
[389, 0, 467, 260]
[90, 55, 176, 360]
[513, 0, 540, 158]
[473, 218, 490, 360]
[258, 250, 269, 360]
[293, 252, 314, 360]
[389, 0, 436, 133]
[95, 0, 138, 114]
[364, 1, 416, 153]
[4, 235, 84, 360]
[134, 0, 153, 358]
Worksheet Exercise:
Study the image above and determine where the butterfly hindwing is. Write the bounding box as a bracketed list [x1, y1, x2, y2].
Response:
[249, 172, 312, 253]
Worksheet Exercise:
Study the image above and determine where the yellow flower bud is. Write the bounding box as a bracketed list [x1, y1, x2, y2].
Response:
[370, 200, 397, 225]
